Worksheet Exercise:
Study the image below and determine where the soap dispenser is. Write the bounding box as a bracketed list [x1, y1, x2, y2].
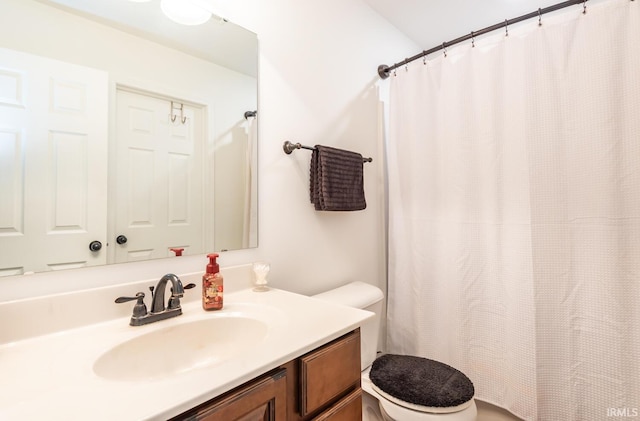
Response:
[202, 253, 223, 311]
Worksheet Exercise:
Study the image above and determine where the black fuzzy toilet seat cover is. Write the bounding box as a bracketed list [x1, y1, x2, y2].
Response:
[369, 354, 475, 409]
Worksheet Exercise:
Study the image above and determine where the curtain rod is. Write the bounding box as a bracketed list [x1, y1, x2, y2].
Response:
[378, 0, 597, 79]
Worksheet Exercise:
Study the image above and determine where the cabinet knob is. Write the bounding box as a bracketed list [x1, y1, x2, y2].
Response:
[116, 235, 128, 245]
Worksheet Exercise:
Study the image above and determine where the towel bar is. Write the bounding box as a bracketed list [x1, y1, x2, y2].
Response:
[283, 141, 372, 163]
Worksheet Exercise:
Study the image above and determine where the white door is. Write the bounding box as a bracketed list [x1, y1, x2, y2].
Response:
[113, 89, 204, 263]
[0, 48, 108, 276]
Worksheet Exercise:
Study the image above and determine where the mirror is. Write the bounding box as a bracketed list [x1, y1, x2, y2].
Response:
[0, 0, 258, 277]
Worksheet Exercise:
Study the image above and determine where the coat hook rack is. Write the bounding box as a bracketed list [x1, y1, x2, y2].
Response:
[283, 141, 372, 163]
[170, 101, 187, 124]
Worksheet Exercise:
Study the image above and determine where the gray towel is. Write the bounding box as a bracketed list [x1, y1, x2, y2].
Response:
[310, 145, 366, 211]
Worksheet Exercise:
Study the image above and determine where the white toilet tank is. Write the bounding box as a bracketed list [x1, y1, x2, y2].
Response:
[312, 281, 384, 370]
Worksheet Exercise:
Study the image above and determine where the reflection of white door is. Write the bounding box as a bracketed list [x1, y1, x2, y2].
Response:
[0, 48, 108, 276]
[114, 89, 203, 263]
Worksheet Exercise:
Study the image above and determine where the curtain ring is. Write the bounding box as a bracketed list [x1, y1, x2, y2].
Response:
[538, 8, 543, 26]
[471, 31, 475, 48]
[505, 19, 509, 37]
[423, 52, 427, 65]
[442, 42, 447, 57]
[583, 0, 587, 14]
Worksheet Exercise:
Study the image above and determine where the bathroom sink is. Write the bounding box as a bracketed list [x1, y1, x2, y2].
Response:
[93, 316, 268, 381]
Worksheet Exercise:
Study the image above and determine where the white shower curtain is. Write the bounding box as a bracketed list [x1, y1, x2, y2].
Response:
[386, 1, 640, 419]
[242, 115, 258, 249]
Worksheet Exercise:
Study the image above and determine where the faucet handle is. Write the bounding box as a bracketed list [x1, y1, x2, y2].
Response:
[115, 292, 148, 318]
[115, 292, 144, 304]
[174, 283, 196, 292]
[170, 282, 196, 294]
[167, 283, 196, 309]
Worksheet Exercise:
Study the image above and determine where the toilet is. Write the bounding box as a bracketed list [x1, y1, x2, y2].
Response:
[313, 281, 477, 421]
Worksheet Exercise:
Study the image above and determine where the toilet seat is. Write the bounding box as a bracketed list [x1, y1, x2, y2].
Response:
[369, 354, 475, 410]
[362, 368, 477, 421]
[363, 354, 476, 421]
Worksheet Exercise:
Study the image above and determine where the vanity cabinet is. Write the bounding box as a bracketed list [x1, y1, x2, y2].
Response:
[170, 329, 361, 421]
[172, 368, 287, 421]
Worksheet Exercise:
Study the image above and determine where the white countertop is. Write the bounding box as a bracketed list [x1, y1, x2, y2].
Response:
[0, 287, 372, 420]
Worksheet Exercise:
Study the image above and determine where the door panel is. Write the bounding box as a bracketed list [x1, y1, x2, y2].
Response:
[114, 89, 203, 263]
[0, 47, 108, 276]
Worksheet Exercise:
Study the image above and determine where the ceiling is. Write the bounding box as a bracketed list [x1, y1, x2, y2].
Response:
[363, 0, 587, 54]
[35, 0, 599, 77]
[35, 0, 257, 77]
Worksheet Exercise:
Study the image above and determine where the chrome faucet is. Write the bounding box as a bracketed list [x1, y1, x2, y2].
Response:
[116, 273, 195, 326]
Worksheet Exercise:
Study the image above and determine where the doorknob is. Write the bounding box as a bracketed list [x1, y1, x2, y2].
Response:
[89, 241, 102, 252]
[116, 235, 128, 245]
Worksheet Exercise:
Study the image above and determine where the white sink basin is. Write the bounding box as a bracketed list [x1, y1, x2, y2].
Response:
[93, 316, 268, 381]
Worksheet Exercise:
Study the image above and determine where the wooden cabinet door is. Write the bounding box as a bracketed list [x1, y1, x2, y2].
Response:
[299, 330, 361, 417]
[175, 368, 286, 421]
[312, 389, 362, 421]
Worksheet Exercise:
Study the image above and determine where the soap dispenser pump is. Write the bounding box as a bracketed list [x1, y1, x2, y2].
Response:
[202, 253, 223, 311]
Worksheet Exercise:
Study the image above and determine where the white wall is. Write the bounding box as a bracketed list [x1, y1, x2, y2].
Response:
[0, 0, 417, 301]
[229, 0, 419, 296]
